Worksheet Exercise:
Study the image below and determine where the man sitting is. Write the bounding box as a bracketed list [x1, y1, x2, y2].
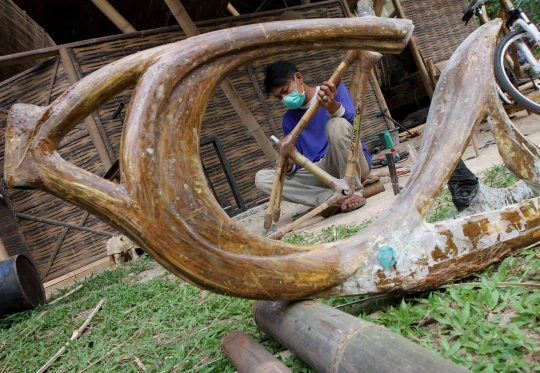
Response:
[255, 61, 372, 215]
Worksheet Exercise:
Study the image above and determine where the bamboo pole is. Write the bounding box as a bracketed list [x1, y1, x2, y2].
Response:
[373, 0, 386, 16]
[90, 0, 136, 33]
[227, 3, 240, 16]
[59, 48, 113, 170]
[391, 0, 434, 98]
[164, 0, 276, 163]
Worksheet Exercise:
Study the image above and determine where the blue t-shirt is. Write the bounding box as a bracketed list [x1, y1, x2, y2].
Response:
[282, 83, 372, 171]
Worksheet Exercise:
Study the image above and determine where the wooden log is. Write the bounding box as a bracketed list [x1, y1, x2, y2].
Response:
[90, 0, 136, 33]
[391, 0, 434, 98]
[59, 48, 113, 170]
[222, 331, 291, 373]
[44, 58, 60, 106]
[254, 301, 470, 373]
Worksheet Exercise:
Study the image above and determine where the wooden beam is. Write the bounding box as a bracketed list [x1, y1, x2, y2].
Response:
[164, 0, 276, 163]
[44, 58, 60, 106]
[90, 0, 136, 33]
[391, 0, 434, 98]
[59, 48, 114, 170]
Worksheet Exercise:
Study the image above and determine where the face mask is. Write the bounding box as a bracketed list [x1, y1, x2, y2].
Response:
[281, 78, 305, 110]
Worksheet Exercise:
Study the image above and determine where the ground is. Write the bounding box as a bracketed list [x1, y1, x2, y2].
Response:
[235, 110, 540, 236]
[1, 111, 540, 373]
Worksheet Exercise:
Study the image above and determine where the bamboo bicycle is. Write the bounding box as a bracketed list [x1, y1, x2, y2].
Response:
[263, 50, 381, 239]
[463, 0, 540, 114]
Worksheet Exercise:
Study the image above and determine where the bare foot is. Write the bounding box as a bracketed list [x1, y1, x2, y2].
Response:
[340, 194, 366, 212]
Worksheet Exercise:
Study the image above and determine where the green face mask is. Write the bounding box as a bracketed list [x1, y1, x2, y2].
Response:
[281, 78, 305, 110]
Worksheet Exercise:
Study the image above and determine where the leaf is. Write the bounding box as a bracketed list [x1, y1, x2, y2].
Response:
[440, 336, 450, 351]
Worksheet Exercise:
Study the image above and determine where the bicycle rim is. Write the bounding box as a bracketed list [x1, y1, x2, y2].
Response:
[494, 29, 540, 114]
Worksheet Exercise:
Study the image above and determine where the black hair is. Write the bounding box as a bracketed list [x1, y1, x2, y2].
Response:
[264, 61, 299, 95]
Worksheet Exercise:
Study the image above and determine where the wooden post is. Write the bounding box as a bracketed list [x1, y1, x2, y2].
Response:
[0, 237, 8, 261]
[59, 48, 114, 170]
[426, 59, 438, 88]
[391, 0, 434, 98]
[164, 0, 276, 163]
[254, 301, 470, 373]
[386, 153, 400, 195]
[90, 0, 136, 33]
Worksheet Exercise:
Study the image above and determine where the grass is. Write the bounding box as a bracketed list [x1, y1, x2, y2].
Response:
[426, 163, 520, 223]
[0, 164, 534, 372]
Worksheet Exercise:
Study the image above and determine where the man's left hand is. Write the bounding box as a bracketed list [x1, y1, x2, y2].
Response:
[317, 81, 341, 115]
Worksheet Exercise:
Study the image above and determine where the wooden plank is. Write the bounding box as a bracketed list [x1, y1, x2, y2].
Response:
[43, 257, 109, 288]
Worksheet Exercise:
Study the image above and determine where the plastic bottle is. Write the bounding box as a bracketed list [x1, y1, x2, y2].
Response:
[383, 130, 394, 148]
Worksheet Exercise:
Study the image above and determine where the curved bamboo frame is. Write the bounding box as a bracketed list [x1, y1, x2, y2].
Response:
[5, 18, 540, 300]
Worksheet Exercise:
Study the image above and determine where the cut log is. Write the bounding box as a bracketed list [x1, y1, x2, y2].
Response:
[222, 331, 291, 373]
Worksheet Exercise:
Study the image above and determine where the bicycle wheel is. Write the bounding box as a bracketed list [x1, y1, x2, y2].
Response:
[494, 29, 540, 114]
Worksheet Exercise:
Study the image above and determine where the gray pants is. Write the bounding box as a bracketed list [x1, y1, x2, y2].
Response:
[255, 117, 370, 207]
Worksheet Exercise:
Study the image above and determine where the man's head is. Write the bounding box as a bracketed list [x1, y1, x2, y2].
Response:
[264, 61, 306, 108]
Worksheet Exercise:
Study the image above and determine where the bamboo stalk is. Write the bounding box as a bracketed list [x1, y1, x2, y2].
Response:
[391, 0, 434, 98]
[44, 58, 60, 106]
[164, 0, 276, 163]
[36, 299, 105, 373]
[90, 0, 136, 33]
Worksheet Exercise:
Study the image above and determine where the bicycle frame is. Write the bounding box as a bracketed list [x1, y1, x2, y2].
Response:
[507, 12, 540, 77]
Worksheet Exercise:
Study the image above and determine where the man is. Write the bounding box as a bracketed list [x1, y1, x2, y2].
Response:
[255, 61, 372, 215]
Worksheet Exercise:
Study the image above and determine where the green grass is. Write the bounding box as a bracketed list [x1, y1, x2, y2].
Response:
[0, 165, 534, 372]
[426, 163, 519, 223]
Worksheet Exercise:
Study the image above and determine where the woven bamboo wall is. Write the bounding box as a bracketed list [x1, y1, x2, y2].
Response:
[400, 0, 477, 64]
[0, 0, 389, 282]
[0, 0, 56, 81]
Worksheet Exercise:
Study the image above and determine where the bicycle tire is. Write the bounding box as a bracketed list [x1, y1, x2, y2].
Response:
[494, 29, 540, 114]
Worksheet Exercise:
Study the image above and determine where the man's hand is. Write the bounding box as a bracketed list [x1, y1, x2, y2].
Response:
[317, 81, 341, 115]
[286, 158, 295, 173]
